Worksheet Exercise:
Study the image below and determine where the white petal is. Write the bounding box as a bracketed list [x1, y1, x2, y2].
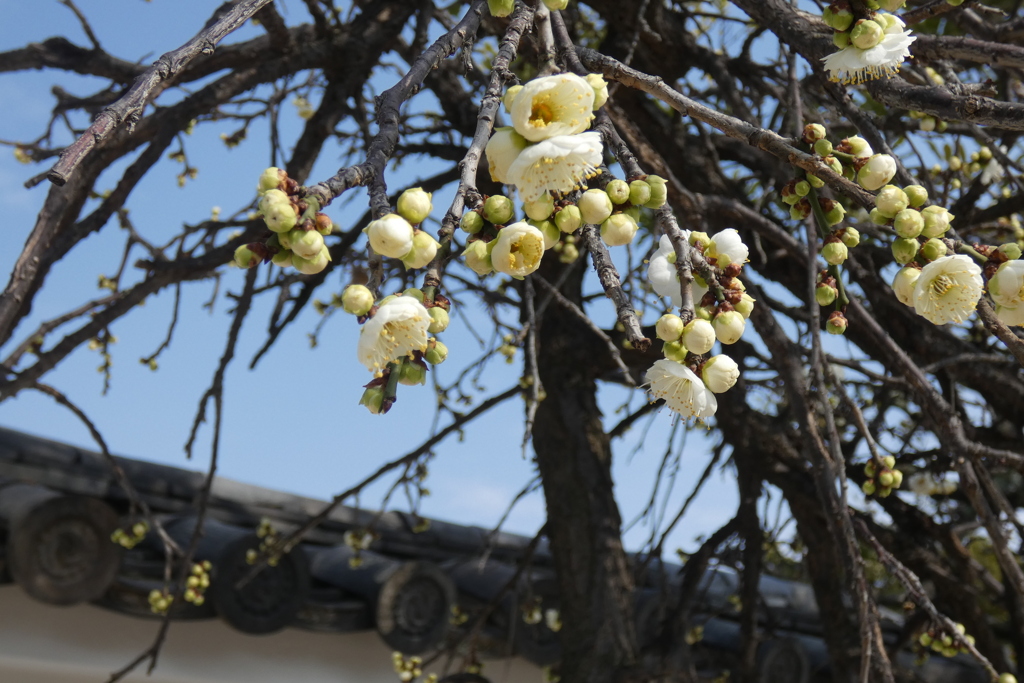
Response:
[510, 74, 595, 142]
[357, 296, 431, 375]
[507, 133, 603, 203]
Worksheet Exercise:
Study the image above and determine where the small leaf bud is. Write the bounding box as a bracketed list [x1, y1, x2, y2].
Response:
[578, 189, 613, 224]
[893, 209, 924, 239]
[483, 195, 514, 225]
[396, 187, 433, 225]
[341, 284, 374, 316]
[555, 205, 583, 233]
[461, 210, 484, 234]
[628, 180, 652, 206]
[656, 314, 685, 342]
[920, 237, 947, 261]
[605, 179, 630, 204]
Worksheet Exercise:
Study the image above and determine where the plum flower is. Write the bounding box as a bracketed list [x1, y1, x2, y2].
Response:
[357, 295, 430, 376]
[822, 16, 916, 85]
[989, 260, 1024, 326]
[706, 229, 749, 267]
[507, 132, 603, 202]
[491, 222, 545, 278]
[645, 359, 717, 419]
[912, 255, 983, 325]
[510, 73, 594, 142]
[485, 127, 528, 184]
[647, 235, 708, 307]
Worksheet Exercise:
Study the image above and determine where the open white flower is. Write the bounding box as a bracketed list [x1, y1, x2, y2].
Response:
[912, 255, 983, 325]
[507, 133, 603, 203]
[823, 19, 916, 85]
[989, 260, 1024, 326]
[485, 127, 528, 184]
[647, 235, 709, 307]
[706, 229, 749, 267]
[510, 74, 594, 142]
[491, 221, 545, 278]
[645, 359, 717, 419]
[357, 295, 430, 376]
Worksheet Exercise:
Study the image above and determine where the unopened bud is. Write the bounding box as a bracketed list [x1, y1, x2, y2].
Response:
[826, 311, 848, 335]
[396, 187, 433, 225]
[487, 0, 514, 17]
[605, 179, 630, 205]
[893, 209, 924, 239]
[920, 237, 947, 261]
[628, 180, 652, 206]
[822, 241, 849, 266]
[359, 386, 385, 414]
[503, 85, 523, 114]
[483, 195, 514, 225]
[656, 314, 685, 342]
[891, 237, 920, 264]
[600, 213, 638, 246]
[555, 205, 583, 233]
[342, 284, 374, 316]
[424, 340, 448, 365]
[428, 307, 450, 334]
[816, 283, 838, 306]
[461, 210, 484, 234]
[524, 194, 555, 221]
[578, 189, 613, 224]
[841, 227, 860, 248]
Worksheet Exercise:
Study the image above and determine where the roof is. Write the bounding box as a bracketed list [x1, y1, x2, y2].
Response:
[0, 426, 989, 682]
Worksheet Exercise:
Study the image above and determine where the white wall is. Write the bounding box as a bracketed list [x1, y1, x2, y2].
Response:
[0, 586, 541, 683]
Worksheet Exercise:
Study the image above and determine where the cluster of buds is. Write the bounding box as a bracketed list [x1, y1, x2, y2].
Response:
[449, 604, 469, 626]
[364, 188, 441, 270]
[824, 0, 906, 48]
[489, 0, 567, 13]
[862, 456, 903, 497]
[148, 588, 174, 614]
[345, 286, 450, 414]
[392, 652, 427, 682]
[183, 561, 212, 606]
[917, 622, 974, 658]
[244, 517, 282, 567]
[802, 124, 897, 192]
[110, 520, 149, 549]
[932, 145, 1002, 190]
[871, 184, 955, 267]
[815, 270, 850, 334]
[234, 167, 334, 275]
[343, 528, 374, 568]
[908, 109, 948, 133]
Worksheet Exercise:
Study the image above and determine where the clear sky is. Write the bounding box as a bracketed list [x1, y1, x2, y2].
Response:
[0, 0, 739, 553]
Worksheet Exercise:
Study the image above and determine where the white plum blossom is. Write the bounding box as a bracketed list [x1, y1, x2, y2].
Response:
[645, 359, 717, 420]
[507, 133, 603, 202]
[365, 214, 414, 259]
[357, 295, 430, 376]
[485, 127, 528, 184]
[989, 260, 1024, 326]
[647, 235, 708, 307]
[706, 228, 749, 267]
[823, 16, 916, 85]
[510, 73, 594, 142]
[912, 255, 983, 325]
[491, 222, 545, 278]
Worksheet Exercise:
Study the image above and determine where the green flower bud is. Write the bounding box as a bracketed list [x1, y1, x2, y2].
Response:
[826, 311, 848, 335]
[857, 154, 897, 191]
[487, 0, 514, 17]
[683, 319, 716, 355]
[829, 6, 854, 32]
[734, 293, 756, 318]
[292, 246, 331, 275]
[891, 469, 903, 488]
[919, 116, 937, 132]
[876, 0, 906, 10]
[585, 73, 609, 109]
[822, 199, 846, 226]
[341, 284, 374, 316]
[689, 231, 712, 250]
[822, 241, 849, 265]
[578, 189, 613, 224]
[656, 314, 685, 342]
[662, 340, 688, 362]
[998, 674, 1018, 683]
[891, 237, 920, 264]
[359, 386, 385, 414]
[813, 139, 833, 157]
[893, 209, 924, 239]
[424, 340, 448, 365]
[428, 307, 450, 334]
[862, 480, 876, 496]
[257, 167, 285, 195]
[259, 189, 298, 233]
[271, 250, 292, 268]
[543, 0, 569, 10]
[919, 633, 933, 647]
[850, 19, 884, 49]
[396, 187, 433, 225]
[806, 172, 824, 189]
[600, 213, 638, 246]
[920, 237, 947, 261]
[558, 242, 579, 263]
[623, 206, 641, 223]
[695, 304, 715, 321]
[530, 219, 560, 250]
[555, 205, 583, 233]
[644, 179, 668, 208]
[461, 210, 484, 235]
[503, 84, 523, 114]
[315, 213, 335, 236]
[400, 230, 441, 270]
[948, 155, 962, 171]
[816, 283, 838, 306]
[291, 229, 325, 260]
[997, 243, 1022, 260]
[463, 239, 494, 276]
[605, 179, 630, 204]
[234, 244, 261, 268]
[524, 194, 555, 221]
[628, 180, 652, 206]
[713, 310, 746, 345]
[398, 361, 427, 386]
[403, 287, 424, 302]
[921, 205, 953, 237]
[483, 195, 514, 225]
[878, 470, 894, 487]
[841, 227, 860, 248]
[875, 185, 909, 218]
[790, 200, 811, 221]
[870, 208, 891, 226]
[882, 455, 896, 469]
[803, 123, 827, 143]
[794, 180, 811, 197]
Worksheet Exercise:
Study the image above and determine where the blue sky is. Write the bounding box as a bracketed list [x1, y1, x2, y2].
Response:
[0, 0, 739, 553]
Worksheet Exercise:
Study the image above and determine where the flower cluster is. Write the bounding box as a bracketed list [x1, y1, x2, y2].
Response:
[918, 622, 975, 659]
[485, 73, 606, 203]
[364, 187, 441, 269]
[821, 1, 915, 85]
[644, 229, 751, 420]
[906, 472, 958, 496]
[861, 456, 902, 497]
[341, 285, 449, 414]
[110, 520, 148, 549]
[234, 167, 334, 275]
